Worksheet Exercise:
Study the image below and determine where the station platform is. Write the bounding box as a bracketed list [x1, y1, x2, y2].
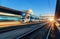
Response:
[0, 21, 39, 28]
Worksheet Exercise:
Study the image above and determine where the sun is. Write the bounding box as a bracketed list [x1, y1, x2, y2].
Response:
[48, 17, 55, 22]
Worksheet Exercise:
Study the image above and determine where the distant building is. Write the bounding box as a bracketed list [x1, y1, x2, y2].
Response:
[39, 16, 54, 21]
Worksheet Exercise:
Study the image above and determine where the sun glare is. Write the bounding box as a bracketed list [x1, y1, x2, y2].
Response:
[48, 17, 54, 22]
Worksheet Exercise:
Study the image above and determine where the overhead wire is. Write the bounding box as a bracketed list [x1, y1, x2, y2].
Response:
[47, 0, 51, 16]
[0, 0, 2, 6]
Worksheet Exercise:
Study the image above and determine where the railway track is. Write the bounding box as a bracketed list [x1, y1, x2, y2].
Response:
[0, 23, 42, 33]
[0, 22, 51, 39]
[0, 22, 47, 39]
[48, 25, 60, 39]
[16, 23, 51, 39]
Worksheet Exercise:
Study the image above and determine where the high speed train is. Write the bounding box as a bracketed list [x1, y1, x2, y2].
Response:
[0, 13, 22, 22]
[0, 6, 23, 21]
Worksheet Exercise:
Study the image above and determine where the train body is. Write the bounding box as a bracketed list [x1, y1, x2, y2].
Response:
[0, 15, 21, 21]
[0, 6, 23, 21]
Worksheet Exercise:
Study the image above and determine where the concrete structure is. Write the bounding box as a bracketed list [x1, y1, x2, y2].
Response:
[55, 0, 60, 19]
